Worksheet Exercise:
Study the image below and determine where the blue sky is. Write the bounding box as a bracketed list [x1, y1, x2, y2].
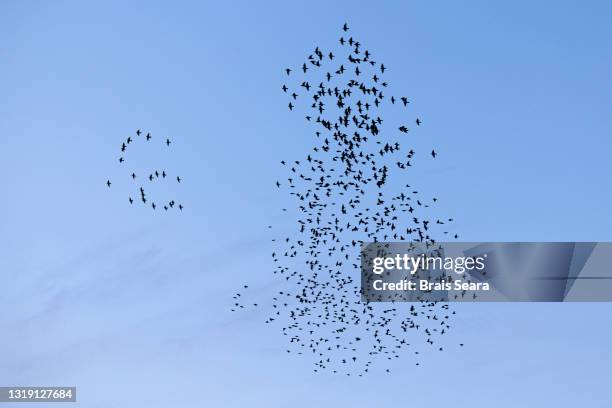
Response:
[1, 1, 612, 406]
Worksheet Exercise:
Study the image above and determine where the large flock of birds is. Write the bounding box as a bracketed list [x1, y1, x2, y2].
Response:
[106, 129, 184, 212]
[233, 24, 462, 375]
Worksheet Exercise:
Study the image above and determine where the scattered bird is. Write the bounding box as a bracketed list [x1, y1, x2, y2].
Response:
[233, 23, 461, 376]
[106, 129, 184, 213]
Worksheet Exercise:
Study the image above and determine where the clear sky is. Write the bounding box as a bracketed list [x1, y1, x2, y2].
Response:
[1, 0, 612, 407]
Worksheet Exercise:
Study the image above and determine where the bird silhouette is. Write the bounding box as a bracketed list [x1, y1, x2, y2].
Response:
[232, 23, 461, 376]
[107, 129, 184, 213]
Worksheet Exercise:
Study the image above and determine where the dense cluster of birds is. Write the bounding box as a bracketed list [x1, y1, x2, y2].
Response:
[233, 24, 462, 375]
[106, 129, 184, 212]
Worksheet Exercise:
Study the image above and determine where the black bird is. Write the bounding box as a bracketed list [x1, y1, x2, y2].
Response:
[431, 149, 437, 158]
[342, 23, 349, 32]
[136, 129, 142, 136]
[166, 138, 171, 146]
[106, 180, 111, 187]
[129, 197, 133, 204]
[240, 23, 462, 375]
[177, 176, 181, 183]
[132, 173, 136, 179]
[146, 133, 151, 141]
[416, 118, 421, 126]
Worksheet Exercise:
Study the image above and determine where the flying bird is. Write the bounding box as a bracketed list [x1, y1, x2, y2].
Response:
[232, 23, 461, 376]
[108, 129, 185, 213]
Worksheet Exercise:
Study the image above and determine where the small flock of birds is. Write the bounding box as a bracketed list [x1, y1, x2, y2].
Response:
[106, 129, 184, 212]
[233, 23, 462, 375]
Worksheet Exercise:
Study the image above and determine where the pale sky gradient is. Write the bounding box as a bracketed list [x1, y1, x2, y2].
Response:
[2, 1, 612, 406]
